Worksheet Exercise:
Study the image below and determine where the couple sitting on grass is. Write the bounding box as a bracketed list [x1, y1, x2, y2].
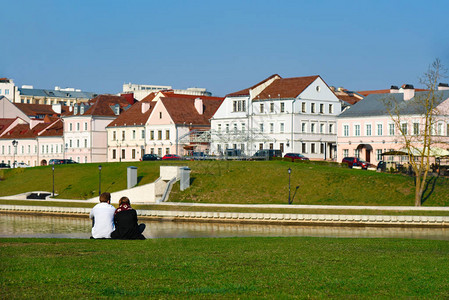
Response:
[90, 192, 145, 240]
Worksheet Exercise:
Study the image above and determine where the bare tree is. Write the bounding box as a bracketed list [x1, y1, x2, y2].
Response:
[384, 59, 448, 206]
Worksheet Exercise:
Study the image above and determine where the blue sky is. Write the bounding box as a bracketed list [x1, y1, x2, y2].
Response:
[2, 0, 448, 96]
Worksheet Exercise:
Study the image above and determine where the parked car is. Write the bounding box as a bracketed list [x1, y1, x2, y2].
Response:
[251, 149, 282, 160]
[17, 162, 31, 168]
[141, 154, 160, 161]
[284, 153, 309, 162]
[49, 159, 78, 165]
[342, 157, 369, 169]
[162, 154, 182, 160]
[0, 163, 11, 169]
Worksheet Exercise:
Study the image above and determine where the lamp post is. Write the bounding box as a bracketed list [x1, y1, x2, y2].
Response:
[98, 165, 102, 196]
[288, 167, 292, 204]
[12, 140, 18, 168]
[52, 165, 55, 197]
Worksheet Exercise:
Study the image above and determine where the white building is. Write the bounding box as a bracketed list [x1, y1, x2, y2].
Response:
[210, 74, 341, 159]
[0, 78, 19, 102]
[123, 83, 212, 101]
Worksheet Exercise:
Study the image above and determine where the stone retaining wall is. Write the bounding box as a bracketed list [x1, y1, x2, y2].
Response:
[1, 205, 448, 227]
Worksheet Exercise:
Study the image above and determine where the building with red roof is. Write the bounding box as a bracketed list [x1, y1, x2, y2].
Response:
[106, 91, 223, 161]
[211, 74, 341, 159]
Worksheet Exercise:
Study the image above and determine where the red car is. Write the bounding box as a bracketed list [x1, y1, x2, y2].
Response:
[162, 154, 181, 160]
[342, 157, 369, 169]
[284, 153, 309, 162]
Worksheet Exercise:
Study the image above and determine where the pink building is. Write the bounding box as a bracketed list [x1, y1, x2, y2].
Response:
[63, 95, 132, 163]
[337, 84, 449, 165]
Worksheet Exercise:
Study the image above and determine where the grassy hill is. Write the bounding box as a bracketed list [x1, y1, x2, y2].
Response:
[0, 160, 448, 206]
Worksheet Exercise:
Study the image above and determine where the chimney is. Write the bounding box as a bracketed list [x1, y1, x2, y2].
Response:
[402, 84, 415, 101]
[194, 98, 204, 115]
[52, 103, 62, 114]
[141, 102, 151, 114]
[69, 106, 73, 112]
[390, 85, 399, 93]
[438, 83, 449, 91]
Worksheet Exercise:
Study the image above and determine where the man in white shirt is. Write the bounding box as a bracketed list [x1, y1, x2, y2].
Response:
[90, 192, 116, 239]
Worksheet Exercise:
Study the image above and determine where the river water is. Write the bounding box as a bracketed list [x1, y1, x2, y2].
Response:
[1, 213, 449, 240]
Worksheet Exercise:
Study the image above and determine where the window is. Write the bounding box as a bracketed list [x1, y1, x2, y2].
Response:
[226, 124, 229, 133]
[150, 148, 154, 154]
[122, 149, 125, 159]
[270, 103, 274, 113]
[302, 143, 307, 153]
[302, 123, 306, 133]
[113, 131, 116, 141]
[259, 143, 263, 150]
[320, 143, 325, 154]
[354, 149, 360, 158]
[311, 103, 316, 113]
[141, 130, 145, 139]
[311, 123, 315, 133]
[166, 148, 169, 155]
[280, 102, 285, 112]
[150, 130, 154, 140]
[413, 123, 420, 135]
[84, 122, 87, 130]
[280, 123, 284, 133]
[377, 124, 383, 136]
[343, 149, 349, 157]
[302, 102, 306, 113]
[389, 124, 395, 136]
[343, 125, 349, 136]
[69, 140, 72, 148]
[260, 123, 264, 132]
[437, 123, 443, 136]
[329, 104, 333, 114]
[159, 112, 162, 119]
[76, 123, 80, 131]
[269, 143, 274, 150]
[319, 104, 324, 113]
[112, 149, 116, 159]
[76, 140, 79, 148]
[158, 130, 162, 140]
[366, 124, 371, 136]
[132, 130, 136, 140]
[376, 149, 382, 161]
[241, 123, 246, 131]
[232, 100, 246, 112]
[329, 124, 334, 133]
[84, 139, 87, 148]
[5, 89, 9, 95]
[28, 145, 30, 154]
[401, 123, 408, 135]
[166, 130, 170, 140]
[270, 123, 274, 133]
[320, 123, 324, 133]
[355, 125, 360, 136]
[447, 124, 449, 136]
[69, 123, 72, 131]
[260, 103, 264, 113]
[311, 143, 316, 153]
[217, 124, 222, 132]
[132, 149, 136, 159]
[233, 123, 237, 132]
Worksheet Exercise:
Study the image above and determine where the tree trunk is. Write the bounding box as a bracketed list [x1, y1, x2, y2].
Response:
[415, 177, 422, 206]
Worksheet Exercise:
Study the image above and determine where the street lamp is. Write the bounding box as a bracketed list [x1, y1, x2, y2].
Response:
[288, 168, 292, 204]
[12, 140, 18, 168]
[98, 165, 102, 196]
[52, 165, 55, 197]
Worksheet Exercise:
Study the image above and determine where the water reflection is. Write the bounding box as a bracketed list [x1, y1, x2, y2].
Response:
[1, 213, 449, 240]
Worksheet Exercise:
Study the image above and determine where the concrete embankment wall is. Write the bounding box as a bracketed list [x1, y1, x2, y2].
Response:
[1, 205, 449, 228]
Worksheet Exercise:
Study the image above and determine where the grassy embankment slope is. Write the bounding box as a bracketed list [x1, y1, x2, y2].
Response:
[1, 237, 449, 298]
[0, 160, 448, 208]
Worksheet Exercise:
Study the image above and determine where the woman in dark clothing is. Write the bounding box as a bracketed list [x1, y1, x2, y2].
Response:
[111, 197, 145, 240]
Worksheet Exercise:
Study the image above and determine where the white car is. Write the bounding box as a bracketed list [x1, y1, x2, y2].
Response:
[17, 162, 31, 168]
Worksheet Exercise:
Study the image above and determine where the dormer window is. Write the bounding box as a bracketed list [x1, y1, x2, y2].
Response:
[114, 104, 120, 115]
[80, 105, 84, 115]
[73, 106, 78, 115]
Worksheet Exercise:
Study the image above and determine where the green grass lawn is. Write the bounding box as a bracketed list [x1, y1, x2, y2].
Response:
[1, 237, 448, 298]
[1, 160, 448, 206]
